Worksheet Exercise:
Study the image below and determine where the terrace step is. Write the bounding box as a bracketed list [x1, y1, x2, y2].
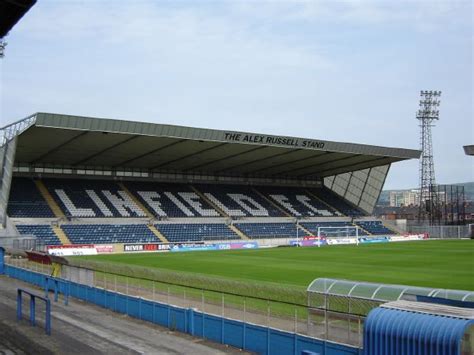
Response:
[228, 224, 249, 240]
[297, 224, 314, 237]
[148, 225, 169, 243]
[356, 223, 372, 236]
[305, 189, 345, 217]
[117, 182, 153, 218]
[35, 180, 65, 218]
[252, 187, 291, 217]
[53, 225, 71, 245]
[189, 185, 227, 217]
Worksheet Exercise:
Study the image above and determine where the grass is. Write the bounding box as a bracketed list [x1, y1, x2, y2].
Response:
[68, 240, 473, 318]
[75, 240, 474, 292]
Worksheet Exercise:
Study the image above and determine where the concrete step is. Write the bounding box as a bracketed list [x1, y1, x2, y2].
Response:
[252, 188, 291, 217]
[52, 225, 71, 245]
[354, 223, 372, 236]
[228, 224, 249, 240]
[304, 189, 345, 217]
[189, 185, 227, 217]
[297, 224, 314, 237]
[148, 225, 168, 243]
[117, 182, 153, 218]
[35, 180, 65, 218]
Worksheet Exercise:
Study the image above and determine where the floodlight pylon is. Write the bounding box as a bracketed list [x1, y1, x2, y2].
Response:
[416, 90, 442, 224]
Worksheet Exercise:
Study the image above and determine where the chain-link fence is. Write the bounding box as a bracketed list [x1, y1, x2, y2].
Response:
[407, 224, 470, 238]
[307, 292, 382, 347]
[6, 257, 368, 348]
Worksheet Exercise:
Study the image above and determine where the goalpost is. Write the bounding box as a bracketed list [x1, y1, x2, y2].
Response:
[316, 226, 360, 245]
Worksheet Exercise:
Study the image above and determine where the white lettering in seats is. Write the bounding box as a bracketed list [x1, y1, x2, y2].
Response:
[296, 195, 333, 216]
[137, 191, 168, 217]
[227, 194, 269, 216]
[55, 189, 96, 217]
[178, 192, 220, 216]
[269, 194, 301, 216]
[204, 193, 246, 216]
[164, 192, 195, 217]
[102, 190, 147, 217]
[86, 190, 113, 216]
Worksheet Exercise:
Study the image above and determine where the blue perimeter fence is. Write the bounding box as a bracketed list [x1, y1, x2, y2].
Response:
[3, 264, 361, 355]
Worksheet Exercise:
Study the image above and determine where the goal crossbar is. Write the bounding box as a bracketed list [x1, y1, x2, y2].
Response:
[317, 226, 360, 239]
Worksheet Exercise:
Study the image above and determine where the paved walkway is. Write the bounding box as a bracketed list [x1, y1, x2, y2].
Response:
[6, 258, 363, 348]
[0, 275, 251, 355]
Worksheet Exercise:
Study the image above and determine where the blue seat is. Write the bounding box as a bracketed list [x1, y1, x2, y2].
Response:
[16, 225, 61, 246]
[356, 221, 395, 235]
[301, 221, 368, 237]
[44, 179, 146, 218]
[257, 186, 338, 217]
[155, 223, 239, 242]
[7, 178, 54, 218]
[62, 224, 158, 244]
[125, 182, 218, 217]
[196, 184, 284, 217]
[311, 188, 365, 217]
[233, 223, 299, 239]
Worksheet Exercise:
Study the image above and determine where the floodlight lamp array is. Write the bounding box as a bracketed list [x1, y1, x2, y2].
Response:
[416, 91, 441, 121]
[420, 90, 442, 96]
[0, 39, 6, 59]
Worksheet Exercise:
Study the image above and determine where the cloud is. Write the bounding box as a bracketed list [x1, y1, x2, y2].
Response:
[1, 0, 472, 189]
[230, 0, 472, 31]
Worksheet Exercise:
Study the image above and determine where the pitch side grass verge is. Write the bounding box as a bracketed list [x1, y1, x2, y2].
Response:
[70, 241, 474, 306]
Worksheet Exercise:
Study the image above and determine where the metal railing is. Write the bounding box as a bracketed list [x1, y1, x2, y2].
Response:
[1, 114, 36, 147]
[407, 224, 470, 239]
[6, 257, 368, 347]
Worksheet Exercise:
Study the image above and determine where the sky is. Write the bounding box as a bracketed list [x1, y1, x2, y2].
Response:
[0, 0, 472, 190]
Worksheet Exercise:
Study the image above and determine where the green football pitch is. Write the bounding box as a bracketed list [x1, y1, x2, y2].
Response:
[79, 240, 474, 291]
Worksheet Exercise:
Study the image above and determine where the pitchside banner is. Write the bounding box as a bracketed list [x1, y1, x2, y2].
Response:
[123, 242, 259, 253]
[358, 236, 390, 244]
[170, 242, 259, 252]
[123, 243, 170, 252]
[216, 242, 259, 250]
[95, 245, 114, 253]
[48, 244, 114, 256]
[389, 234, 427, 242]
[326, 238, 358, 245]
[290, 239, 327, 247]
[48, 244, 97, 256]
[170, 244, 217, 252]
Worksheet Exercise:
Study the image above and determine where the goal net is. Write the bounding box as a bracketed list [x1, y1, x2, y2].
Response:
[317, 226, 360, 239]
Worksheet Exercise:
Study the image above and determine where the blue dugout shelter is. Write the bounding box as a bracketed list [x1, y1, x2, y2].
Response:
[0, 246, 4, 274]
[364, 300, 474, 355]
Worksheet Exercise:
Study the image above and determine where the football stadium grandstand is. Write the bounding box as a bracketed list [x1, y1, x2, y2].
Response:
[2, 3, 472, 354]
[0, 112, 421, 248]
[2, 113, 474, 355]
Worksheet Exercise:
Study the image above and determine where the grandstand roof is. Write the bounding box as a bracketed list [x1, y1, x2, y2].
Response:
[0, 0, 36, 38]
[6, 112, 420, 179]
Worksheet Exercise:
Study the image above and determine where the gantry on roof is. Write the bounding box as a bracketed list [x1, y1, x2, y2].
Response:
[4, 113, 420, 180]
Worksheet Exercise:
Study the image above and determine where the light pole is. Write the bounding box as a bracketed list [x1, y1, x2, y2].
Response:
[417, 90, 442, 225]
[296, 219, 300, 246]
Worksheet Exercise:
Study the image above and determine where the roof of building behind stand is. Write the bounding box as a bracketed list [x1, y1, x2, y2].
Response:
[464, 145, 474, 156]
[0, 0, 36, 38]
[6, 112, 419, 180]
